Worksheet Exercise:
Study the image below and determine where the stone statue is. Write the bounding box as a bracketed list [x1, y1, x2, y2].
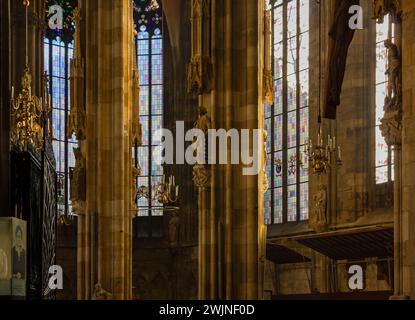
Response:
[311, 184, 328, 232]
[324, 0, 360, 119]
[92, 283, 112, 300]
[384, 39, 401, 112]
[70, 148, 86, 212]
[168, 212, 180, 247]
[194, 106, 212, 134]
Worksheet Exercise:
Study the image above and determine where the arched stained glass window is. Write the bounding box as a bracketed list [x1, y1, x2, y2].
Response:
[44, 0, 77, 217]
[375, 16, 394, 184]
[134, 0, 164, 217]
[264, 0, 309, 225]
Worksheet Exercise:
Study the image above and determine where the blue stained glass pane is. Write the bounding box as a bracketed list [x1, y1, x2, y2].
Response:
[152, 55, 163, 84]
[287, 74, 297, 111]
[52, 109, 65, 141]
[264, 102, 272, 119]
[138, 38, 149, 55]
[151, 85, 163, 115]
[300, 183, 309, 221]
[44, 42, 50, 74]
[152, 37, 163, 55]
[265, 118, 272, 153]
[287, 185, 297, 222]
[140, 116, 149, 146]
[151, 146, 163, 176]
[140, 86, 149, 116]
[287, 111, 297, 148]
[274, 115, 283, 151]
[52, 43, 65, 77]
[274, 188, 283, 224]
[138, 55, 149, 85]
[274, 79, 283, 115]
[138, 147, 149, 176]
[300, 107, 309, 146]
[151, 116, 163, 145]
[264, 190, 272, 225]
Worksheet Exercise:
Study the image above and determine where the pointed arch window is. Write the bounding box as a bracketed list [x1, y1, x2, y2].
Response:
[375, 16, 394, 184]
[134, 0, 164, 218]
[264, 0, 309, 225]
[44, 0, 77, 217]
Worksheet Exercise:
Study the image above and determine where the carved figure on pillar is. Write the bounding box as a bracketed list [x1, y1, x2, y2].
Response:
[310, 184, 328, 233]
[69, 147, 86, 214]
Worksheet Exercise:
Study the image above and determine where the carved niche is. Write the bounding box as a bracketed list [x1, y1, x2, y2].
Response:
[69, 147, 86, 215]
[188, 0, 213, 94]
[67, 7, 86, 141]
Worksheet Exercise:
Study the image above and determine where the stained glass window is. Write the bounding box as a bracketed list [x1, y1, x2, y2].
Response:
[375, 16, 394, 184]
[134, 0, 164, 217]
[44, 0, 77, 216]
[264, 0, 309, 225]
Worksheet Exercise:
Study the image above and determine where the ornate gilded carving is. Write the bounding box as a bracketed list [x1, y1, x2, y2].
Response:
[67, 7, 86, 141]
[262, 130, 269, 193]
[263, 10, 274, 105]
[11, 67, 45, 151]
[188, 0, 213, 93]
[193, 164, 210, 191]
[192, 106, 212, 191]
[310, 184, 328, 233]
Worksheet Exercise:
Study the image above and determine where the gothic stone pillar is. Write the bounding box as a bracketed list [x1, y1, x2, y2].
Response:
[77, 0, 134, 300]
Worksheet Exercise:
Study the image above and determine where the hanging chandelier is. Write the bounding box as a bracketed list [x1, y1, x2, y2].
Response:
[136, 174, 180, 213]
[305, 124, 342, 175]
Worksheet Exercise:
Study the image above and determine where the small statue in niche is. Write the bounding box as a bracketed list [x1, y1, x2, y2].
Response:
[194, 106, 212, 134]
[168, 212, 180, 248]
[92, 283, 112, 300]
[384, 38, 401, 113]
[70, 147, 86, 212]
[311, 184, 328, 233]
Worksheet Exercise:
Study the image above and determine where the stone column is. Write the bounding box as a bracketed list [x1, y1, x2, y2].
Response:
[193, 0, 264, 300]
[77, 0, 134, 300]
[401, 0, 415, 300]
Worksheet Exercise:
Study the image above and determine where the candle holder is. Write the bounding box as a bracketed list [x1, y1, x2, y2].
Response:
[304, 124, 342, 176]
[136, 174, 180, 214]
